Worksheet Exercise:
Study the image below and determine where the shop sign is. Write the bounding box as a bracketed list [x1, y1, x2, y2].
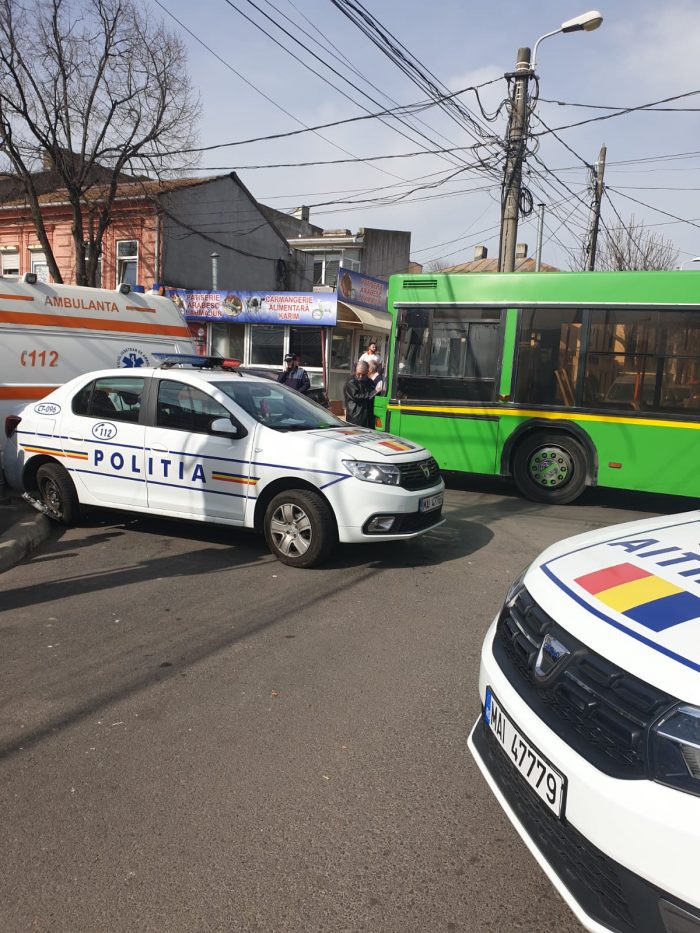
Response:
[168, 289, 338, 325]
[336, 269, 388, 313]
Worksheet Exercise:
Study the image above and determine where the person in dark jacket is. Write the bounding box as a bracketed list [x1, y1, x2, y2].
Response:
[277, 353, 311, 394]
[344, 361, 376, 428]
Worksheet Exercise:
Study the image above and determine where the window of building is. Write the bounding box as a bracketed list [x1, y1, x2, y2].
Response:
[313, 252, 343, 287]
[1, 249, 19, 276]
[289, 326, 322, 367]
[331, 328, 353, 371]
[30, 251, 49, 282]
[211, 323, 245, 362]
[250, 324, 284, 365]
[515, 308, 583, 406]
[116, 239, 138, 286]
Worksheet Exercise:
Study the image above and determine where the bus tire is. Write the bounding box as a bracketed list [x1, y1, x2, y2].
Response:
[512, 432, 588, 505]
[36, 461, 80, 525]
[263, 489, 337, 568]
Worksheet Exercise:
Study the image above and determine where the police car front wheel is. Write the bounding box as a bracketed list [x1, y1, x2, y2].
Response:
[36, 462, 80, 525]
[263, 490, 336, 568]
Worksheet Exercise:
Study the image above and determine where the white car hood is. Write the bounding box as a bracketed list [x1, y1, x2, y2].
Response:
[307, 427, 427, 459]
[526, 511, 700, 704]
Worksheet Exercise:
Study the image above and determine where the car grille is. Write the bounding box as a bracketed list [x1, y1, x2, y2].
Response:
[398, 457, 441, 490]
[493, 587, 676, 778]
[475, 722, 638, 932]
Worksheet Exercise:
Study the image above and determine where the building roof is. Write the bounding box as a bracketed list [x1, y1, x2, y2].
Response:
[440, 256, 559, 273]
[0, 173, 218, 209]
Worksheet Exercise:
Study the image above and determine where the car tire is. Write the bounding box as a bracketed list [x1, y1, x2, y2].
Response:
[263, 489, 336, 568]
[36, 462, 80, 525]
[512, 431, 589, 505]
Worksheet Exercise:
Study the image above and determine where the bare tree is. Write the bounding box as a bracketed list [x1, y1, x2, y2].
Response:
[0, 0, 200, 285]
[426, 259, 452, 272]
[571, 213, 679, 271]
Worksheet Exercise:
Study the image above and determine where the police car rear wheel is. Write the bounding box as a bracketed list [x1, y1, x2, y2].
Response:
[264, 490, 336, 568]
[36, 462, 79, 525]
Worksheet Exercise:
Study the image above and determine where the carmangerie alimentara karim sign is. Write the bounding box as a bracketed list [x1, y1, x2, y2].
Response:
[168, 289, 337, 326]
[167, 270, 389, 327]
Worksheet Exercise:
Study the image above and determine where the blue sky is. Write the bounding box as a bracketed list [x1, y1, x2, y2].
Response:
[153, 0, 700, 271]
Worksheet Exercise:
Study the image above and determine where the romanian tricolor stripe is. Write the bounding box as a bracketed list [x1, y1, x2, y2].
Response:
[378, 440, 413, 452]
[575, 562, 700, 632]
[21, 444, 89, 460]
[211, 471, 258, 486]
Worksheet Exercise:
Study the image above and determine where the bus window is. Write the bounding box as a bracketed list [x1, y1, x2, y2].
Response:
[515, 309, 582, 406]
[583, 309, 657, 410]
[396, 308, 500, 401]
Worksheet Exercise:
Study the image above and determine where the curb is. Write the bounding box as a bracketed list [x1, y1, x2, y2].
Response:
[0, 507, 53, 573]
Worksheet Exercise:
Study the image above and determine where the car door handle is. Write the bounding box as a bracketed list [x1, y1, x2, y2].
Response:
[150, 444, 168, 452]
[68, 434, 84, 442]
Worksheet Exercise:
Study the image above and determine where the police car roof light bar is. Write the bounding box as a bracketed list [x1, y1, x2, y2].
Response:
[153, 353, 242, 372]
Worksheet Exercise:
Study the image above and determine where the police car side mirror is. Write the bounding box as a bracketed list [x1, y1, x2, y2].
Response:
[210, 417, 243, 438]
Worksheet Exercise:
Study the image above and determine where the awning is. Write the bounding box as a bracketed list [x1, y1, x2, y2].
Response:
[337, 301, 392, 332]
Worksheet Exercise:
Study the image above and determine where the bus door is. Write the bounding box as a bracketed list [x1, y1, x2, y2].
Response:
[390, 308, 502, 474]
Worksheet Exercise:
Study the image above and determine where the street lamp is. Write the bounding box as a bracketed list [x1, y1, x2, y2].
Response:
[679, 257, 700, 269]
[498, 11, 604, 272]
[532, 11, 604, 67]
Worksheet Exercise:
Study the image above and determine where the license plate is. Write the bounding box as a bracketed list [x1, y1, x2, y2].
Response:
[484, 687, 566, 819]
[419, 492, 443, 512]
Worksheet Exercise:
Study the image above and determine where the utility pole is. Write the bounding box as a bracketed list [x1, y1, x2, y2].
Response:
[498, 47, 532, 273]
[585, 144, 607, 271]
[535, 202, 546, 271]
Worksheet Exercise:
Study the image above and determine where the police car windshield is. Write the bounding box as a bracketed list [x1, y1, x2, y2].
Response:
[213, 380, 343, 432]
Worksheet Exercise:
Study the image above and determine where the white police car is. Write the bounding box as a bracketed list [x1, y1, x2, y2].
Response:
[2, 356, 444, 568]
[468, 512, 700, 933]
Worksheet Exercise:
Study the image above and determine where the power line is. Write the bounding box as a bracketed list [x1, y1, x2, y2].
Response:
[260, 0, 479, 165]
[532, 88, 700, 138]
[165, 142, 493, 172]
[539, 93, 700, 112]
[221, 0, 498, 177]
[606, 187, 700, 233]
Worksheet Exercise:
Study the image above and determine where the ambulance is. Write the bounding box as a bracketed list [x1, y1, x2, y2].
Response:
[0, 275, 194, 455]
[469, 513, 700, 933]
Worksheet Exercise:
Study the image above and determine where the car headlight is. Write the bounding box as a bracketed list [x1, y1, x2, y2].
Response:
[343, 460, 401, 485]
[652, 704, 700, 796]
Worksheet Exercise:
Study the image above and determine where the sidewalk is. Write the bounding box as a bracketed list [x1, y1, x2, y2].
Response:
[0, 484, 52, 573]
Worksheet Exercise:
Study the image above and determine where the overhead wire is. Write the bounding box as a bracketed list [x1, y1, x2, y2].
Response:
[221, 0, 501, 178]
[531, 89, 700, 138]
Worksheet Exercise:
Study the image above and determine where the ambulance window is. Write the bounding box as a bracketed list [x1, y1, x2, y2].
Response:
[156, 380, 230, 433]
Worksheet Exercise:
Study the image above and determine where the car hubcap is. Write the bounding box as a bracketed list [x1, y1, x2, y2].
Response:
[270, 503, 312, 557]
[528, 446, 573, 489]
[41, 478, 63, 516]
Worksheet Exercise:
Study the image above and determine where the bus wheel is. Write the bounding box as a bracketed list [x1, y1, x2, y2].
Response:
[36, 462, 80, 525]
[263, 489, 337, 568]
[513, 432, 588, 505]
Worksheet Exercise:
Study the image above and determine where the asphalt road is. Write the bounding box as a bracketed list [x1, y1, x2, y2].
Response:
[0, 479, 691, 933]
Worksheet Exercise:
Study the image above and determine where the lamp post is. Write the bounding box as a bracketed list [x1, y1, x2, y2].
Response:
[498, 11, 604, 273]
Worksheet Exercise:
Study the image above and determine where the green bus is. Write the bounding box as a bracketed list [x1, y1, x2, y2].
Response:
[374, 271, 700, 504]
